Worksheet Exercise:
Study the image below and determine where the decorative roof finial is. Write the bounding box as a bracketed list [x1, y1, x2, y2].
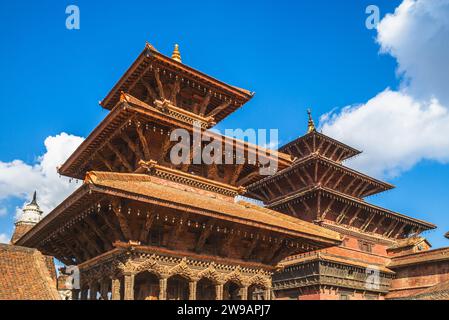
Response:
[171, 44, 182, 63]
[30, 191, 37, 206]
[307, 109, 316, 133]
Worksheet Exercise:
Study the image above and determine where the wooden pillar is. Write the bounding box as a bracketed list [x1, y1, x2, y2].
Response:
[80, 288, 88, 300]
[240, 286, 248, 300]
[188, 280, 197, 300]
[124, 273, 135, 300]
[89, 282, 99, 300]
[215, 284, 223, 300]
[72, 289, 80, 300]
[100, 279, 109, 300]
[264, 288, 271, 300]
[111, 278, 121, 300]
[159, 277, 167, 300]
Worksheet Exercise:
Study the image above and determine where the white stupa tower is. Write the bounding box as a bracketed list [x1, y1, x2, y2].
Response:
[11, 191, 43, 244]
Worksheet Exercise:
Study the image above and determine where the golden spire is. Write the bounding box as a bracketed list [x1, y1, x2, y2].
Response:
[171, 44, 182, 63]
[307, 109, 316, 133]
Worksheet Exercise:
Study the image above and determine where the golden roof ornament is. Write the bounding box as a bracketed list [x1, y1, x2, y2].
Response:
[171, 44, 182, 63]
[307, 109, 316, 133]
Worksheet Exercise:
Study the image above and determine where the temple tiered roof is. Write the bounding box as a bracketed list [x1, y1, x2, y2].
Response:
[17, 171, 341, 265]
[279, 130, 361, 163]
[247, 153, 393, 202]
[267, 186, 435, 233]
[100, 43, 254, 123]
[59, 93, 292, 185]
[246, 113, 435, 241]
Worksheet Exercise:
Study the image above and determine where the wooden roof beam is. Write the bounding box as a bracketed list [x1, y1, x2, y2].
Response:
[195, 223, 214, 253]
[141, 79, 158, 103]
[244, 238, 259, 260]
[111, 200, 133, 241]
[83, 216, 113, 250]
[72, 224, 101, 256]
[293, 168, 308, 187]
[99, 211, 124, 242]
[154, 68, 166, 100]
[348, 208, 363, 226]
[197, 91, 212, 116]
[96, 152, 115, 172]
[206, 100, 231, 118]
[166, 214, 187, 249]
[332, 173, 346, 189]
[322, 198, 337, 221]
[170, 78, 181, 106]
[264, 239, 285, 264]
[219, 231, 237, 256]
[120, 133, 144, 163]
[136, 125, 151, 160]
[361, 213, 376, 232]
[229, 163, 245, 185]
[372, 216, 386, 234]
[139, 210, 156, 243]
[335, 203, 350, 224]
[107, 142, 134, 172]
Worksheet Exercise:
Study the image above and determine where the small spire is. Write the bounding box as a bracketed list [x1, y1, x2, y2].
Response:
[307, 109, 316, 133]
[30, 191, 37, 205]
[171, 44, 182, 63]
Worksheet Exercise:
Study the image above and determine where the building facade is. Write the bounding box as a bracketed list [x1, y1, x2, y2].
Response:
[246, 112, 448, 300]
[6, 43, 449, 300]
[13, 43, 341, 300]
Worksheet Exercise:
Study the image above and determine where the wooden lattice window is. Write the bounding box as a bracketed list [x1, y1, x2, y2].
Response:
[358, 240, 373, 253]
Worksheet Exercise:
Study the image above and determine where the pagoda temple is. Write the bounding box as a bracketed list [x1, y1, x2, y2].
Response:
[246, 110, 438, 300]
[14, 43, 341, 300]
[10, 43, 449, 301]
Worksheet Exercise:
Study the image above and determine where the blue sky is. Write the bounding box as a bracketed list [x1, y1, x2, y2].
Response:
[0, 0, 448, 247]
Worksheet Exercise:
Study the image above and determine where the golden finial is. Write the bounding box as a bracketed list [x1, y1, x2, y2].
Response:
[307, 109, 316, 133]
[171, 44, 182, 63]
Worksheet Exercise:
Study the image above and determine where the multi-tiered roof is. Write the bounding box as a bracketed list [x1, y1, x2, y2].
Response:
[247, 111, 435, 243]
[17, 44, 341, 270]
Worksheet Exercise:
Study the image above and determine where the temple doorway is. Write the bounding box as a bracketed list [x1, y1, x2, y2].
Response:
[197, 278, 216, 300]
[167, 275, 189, 300]
[223, 281, 242, 300]
[248, 284, 265, 300]
[134, 271, 160, 300]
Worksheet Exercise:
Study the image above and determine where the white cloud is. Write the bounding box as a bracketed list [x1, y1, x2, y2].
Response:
[0, 233, 10, 244]
[320, 0, 449, 179]
[377, 0, 449, 105]
[0, 208, 6, 217]
[0, 133, 84, 218]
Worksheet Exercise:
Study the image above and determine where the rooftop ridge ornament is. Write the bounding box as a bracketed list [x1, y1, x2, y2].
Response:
[30, 190, 38, 206]
[171, 44, 182, 63]
[307, 108, 316, 133]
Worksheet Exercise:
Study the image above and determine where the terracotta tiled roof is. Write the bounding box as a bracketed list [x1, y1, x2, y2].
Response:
[247, 153, 394, 198]
[0, 244, 60, 300]
[408, 280, 449, 300]
[85, 171, 341, 243]
[388, 237, 429, 250]
[100, 42, 254, 117]
[18, 171, 341, 248]
[59, 93, 291, 180]
[389, 247, 449, 268]
[270, 186, 435, 231]
[279, 251, 394, 274]
[279, 131, 362, 161]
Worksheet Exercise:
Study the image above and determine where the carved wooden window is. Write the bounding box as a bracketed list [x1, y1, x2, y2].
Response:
[358, 240, 373, 253]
